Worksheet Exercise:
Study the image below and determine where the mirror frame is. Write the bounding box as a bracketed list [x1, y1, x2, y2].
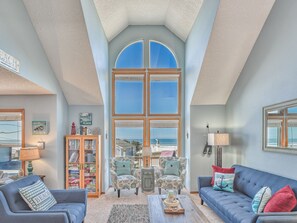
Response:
[263, 99, 297, 154]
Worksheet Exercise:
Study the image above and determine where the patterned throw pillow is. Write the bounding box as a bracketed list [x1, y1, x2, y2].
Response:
[115, 160, 131, 176]
[19, 180, 57, 211]
[264, 185, 297, 212]
[252, 187, 272, 213]
[164, 160, 180, 176]
[211, 165, 235, 185]
[213, 173, 235, 192]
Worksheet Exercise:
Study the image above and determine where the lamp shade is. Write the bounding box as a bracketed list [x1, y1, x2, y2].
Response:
[208, 133, 230, 146]
[19, 148, 40, 161]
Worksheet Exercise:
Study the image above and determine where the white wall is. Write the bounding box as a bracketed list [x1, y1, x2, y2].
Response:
[226, 0, 297, 179]
[0, 0, 68, 189]
[185, 0, 220, 190]
[80, 0, 110, 191]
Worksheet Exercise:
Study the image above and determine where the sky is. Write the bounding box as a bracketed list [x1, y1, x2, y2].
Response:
[115, 41, 178, 144]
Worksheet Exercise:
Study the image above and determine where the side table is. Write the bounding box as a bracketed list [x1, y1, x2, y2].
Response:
[141, 167, 155, 193]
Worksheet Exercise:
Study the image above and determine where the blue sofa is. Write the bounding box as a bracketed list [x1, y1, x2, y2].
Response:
[0, 175, 87, 223]
[198, 165, 297, 223]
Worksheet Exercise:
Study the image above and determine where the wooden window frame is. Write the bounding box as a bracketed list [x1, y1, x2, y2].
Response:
[0, 109, 25, 171]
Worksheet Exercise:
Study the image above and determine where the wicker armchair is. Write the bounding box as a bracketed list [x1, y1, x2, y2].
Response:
[155, 157, 187, 194]
[110, 157, 141, 198]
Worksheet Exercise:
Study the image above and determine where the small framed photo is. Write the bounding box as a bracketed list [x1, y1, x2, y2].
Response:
[79, 112, 92, 125]
[32, 121, 49, 135]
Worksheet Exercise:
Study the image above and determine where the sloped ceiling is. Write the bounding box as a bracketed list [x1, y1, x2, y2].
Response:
[93, 0, 203, 41]
[0, 66, 52, 95]
[191, 0, 275, 105]
[23, 0, 103, 105]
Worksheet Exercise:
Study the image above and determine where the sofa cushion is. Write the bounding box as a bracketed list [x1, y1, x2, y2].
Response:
[252, 186, 271, 213]
[211, 165, 235, 185]
[19, 180, 57, 211]
[200, 187, 255, 223]
[49, 203, 85, 223]
[233, 165, 297, 211]
[264, 185, 297, 212]
[213, 173, 235, 192]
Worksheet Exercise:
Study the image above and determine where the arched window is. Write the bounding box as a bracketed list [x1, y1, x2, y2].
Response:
[115, 40, 144, 68]
[149, 41, 177, 68]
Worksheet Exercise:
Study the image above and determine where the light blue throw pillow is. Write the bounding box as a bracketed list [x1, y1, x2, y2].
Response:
[19, 180, 57, 211]
[115, 160, 131, 176]
[252, 186, 272, 213]
[213, 173, 235, 192]
[164, 160, 180, 176]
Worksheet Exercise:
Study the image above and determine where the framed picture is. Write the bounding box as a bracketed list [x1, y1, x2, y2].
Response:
[32, 121, 49, 135]
[79, 112, 92, 125]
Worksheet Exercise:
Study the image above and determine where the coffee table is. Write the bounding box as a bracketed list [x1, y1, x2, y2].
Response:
[147, 195, 209, 223]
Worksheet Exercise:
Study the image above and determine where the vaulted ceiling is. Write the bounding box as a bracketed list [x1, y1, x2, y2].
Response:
[93, 0, 203, 41]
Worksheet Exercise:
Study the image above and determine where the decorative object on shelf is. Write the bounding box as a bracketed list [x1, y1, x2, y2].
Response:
[32, 121, 49, 135]
[208, 131, 230, 167]
[71, 122, 76, 135]
[142, 146, 151, 167]
[79, 112, 92, 125]
[37, 141, 45, 150]
[19, 147, 40, 175]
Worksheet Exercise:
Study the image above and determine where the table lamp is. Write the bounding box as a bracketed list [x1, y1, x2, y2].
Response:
[19, 147, 40, 175]
[208, 131, 230, 167]
[142, 146, 151, 167]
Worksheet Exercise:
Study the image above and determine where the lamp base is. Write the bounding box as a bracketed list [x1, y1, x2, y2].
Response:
[27, 160, 34, 175]
[215, 146, 222, 167]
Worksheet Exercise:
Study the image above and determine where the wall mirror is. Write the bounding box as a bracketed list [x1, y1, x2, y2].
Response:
[263, 99, 297, 154]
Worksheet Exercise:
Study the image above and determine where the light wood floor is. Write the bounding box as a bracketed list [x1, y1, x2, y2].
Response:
[85, 188, 223, 223]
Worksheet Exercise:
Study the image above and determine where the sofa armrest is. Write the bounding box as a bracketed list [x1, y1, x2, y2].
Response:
[198, 176, 212, 191]
[256, 212, 297, 223]
[50, 189, 87, 204]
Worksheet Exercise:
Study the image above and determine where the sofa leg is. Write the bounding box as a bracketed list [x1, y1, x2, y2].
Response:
[117, 189, 120, 198]
[135, 187, 139, 195]
[201, 199, 204, 205]
[178, 189, 181, 195]
[158, 188, 161, 194]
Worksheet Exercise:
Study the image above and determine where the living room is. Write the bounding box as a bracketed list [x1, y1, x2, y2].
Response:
[1, 0, 297, 222]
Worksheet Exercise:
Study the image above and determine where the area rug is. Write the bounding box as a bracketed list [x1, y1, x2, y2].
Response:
[107, 204, 149, 223]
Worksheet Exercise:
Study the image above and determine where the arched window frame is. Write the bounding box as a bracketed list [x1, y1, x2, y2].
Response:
[115, 40, 144, 68]
[149, 40, 178, 68]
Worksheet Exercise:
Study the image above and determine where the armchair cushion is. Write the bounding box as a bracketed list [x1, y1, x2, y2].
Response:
[49, 203, 85, 223]
[156, 175, 183, 190]
[115, 160, 131, 176]
[164, 160, 179, 176]
[117, 175, 140, 189]
[19, 180, 57, 211]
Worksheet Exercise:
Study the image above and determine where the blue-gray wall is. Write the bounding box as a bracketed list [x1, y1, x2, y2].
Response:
[226, 0, 297, 179]
[185, 0, 220, 191]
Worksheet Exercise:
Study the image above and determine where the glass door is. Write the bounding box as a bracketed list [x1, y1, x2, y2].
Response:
[83, 138, 97, 194]
[67, 138, 81, 189]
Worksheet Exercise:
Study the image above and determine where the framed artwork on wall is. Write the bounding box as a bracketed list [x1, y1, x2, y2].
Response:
[32, 121, 49, 135]
[79, 112, 92, 125]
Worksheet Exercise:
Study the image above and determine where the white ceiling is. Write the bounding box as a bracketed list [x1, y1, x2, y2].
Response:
[191, 0, 275, 105]
[93, 0, 203, 41]
[0, 66, 52, 95]
[23, 0, 103, 105]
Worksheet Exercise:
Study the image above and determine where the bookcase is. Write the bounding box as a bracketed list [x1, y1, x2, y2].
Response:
[65, 135, 101, 197]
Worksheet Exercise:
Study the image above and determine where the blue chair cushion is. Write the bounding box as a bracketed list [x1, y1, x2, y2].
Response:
[200, 187, 255, 223]
[164, 160, 179, 176]
[49, 203, 85, 223]
[115, 160, 131, 176]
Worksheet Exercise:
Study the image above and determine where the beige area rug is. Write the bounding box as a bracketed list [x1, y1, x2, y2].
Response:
[85, 188, 223, 223]
[107, 204, 149, 223]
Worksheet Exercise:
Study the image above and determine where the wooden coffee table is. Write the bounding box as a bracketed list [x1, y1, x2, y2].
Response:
[147, 195, 209, 223]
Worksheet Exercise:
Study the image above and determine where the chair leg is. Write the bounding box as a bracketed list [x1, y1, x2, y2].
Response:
[201, 199, 204, 205]
[178, 189, 181, 195]
[117, 189, 120, 198]
[114, 188, 116, 192]
[135, 187, 139, 195]
[158, 188, 161, 194]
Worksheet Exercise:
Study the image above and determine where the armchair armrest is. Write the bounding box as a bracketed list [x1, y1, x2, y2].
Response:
[198, 176, 212, 192]
[155, 168, 163, 180]
[50, 189, 87, 204]
[256, 212, 297, 223]
[132, 169, 141, 180]
[180, 169, 186, 183]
